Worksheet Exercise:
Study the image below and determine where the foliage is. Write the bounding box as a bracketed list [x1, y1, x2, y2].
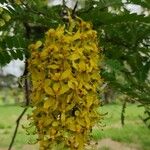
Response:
[0, 0, 63, 65]
[78, 0, 150, 125]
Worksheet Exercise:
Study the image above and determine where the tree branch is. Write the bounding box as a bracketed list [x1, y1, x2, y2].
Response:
[121, 100, 126, 127]
[8, 60, 30, 150]
[8, 108, 28, 150]
[72, 1, 78, 18]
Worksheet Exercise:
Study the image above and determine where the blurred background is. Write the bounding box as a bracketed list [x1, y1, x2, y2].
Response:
[0, 60, 24, 105]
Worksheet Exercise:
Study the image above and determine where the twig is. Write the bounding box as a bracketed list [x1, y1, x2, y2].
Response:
[72, 1, 78, 18]
[24, 60, 30, 106]
[8, 108, 28, 150]
[121, 100, 126, 127]
[8, 60, 30, 150]
[62, 0, 66, 7]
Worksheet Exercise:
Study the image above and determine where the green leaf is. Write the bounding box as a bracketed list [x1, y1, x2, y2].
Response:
[0, 50, 11, 65]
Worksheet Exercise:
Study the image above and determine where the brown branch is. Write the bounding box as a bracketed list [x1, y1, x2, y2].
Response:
[24, 60, 30, 106]
[72, 1, 78, 18]
[8, 59, 30, 150]
[8, 108, 28, 150]
[62, 0, 66, 7]
[121, 100, 127, 127]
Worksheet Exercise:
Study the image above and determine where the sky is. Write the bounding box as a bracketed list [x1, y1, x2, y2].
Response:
[2, 60, 24, 77]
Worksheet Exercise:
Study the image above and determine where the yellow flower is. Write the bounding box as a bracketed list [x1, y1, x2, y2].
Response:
[27, 14, 102, 150]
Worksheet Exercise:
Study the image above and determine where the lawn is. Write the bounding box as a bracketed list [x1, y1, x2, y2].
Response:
[0, 103, 149, 150]
[92, 104, 150, 150]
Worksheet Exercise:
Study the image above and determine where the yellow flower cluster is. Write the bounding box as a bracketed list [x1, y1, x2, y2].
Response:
[28, 16, 102, 150]
[0, 7, 11, 27]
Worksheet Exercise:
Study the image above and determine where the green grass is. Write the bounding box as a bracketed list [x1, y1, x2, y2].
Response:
[0, 105, 36, 149]
[91, 103, 150, 150]
[0, 104, 150, 150]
